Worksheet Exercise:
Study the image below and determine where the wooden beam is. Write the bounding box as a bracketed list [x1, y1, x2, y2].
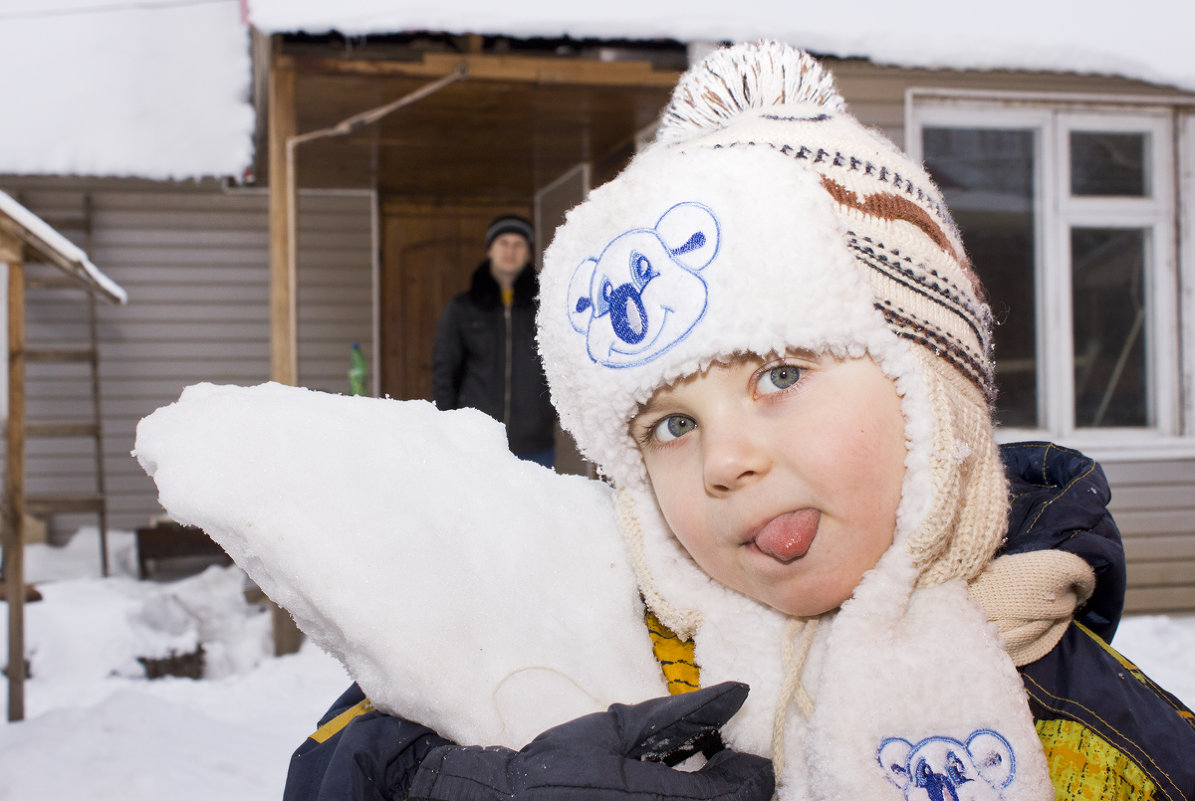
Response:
[0, 217, 122, 306]
[3, 247, 27, 722]
[266, 47, 305, 657]
[0, 225, 20, 263]
[268, 51, 298, 387]
[278, 52, 681, 88]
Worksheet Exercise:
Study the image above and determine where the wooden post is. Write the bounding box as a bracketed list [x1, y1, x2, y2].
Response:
[266, 48, 304, 656]
[268, 51, 298, 388]
[2, 236, 27, 721]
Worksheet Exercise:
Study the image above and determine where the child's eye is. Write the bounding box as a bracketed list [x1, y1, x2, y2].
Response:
[651, 414, 697, 443]
[757, 364, 803, 395]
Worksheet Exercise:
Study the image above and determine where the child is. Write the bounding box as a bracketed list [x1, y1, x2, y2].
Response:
[285, 41, 1195, 801]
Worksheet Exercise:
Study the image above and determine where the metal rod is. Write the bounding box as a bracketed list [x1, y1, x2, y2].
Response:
[291, 63, 469, 147]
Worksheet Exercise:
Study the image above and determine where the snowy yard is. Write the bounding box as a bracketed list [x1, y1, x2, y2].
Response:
[1, 532, 348, 801]
[2, 529, 1193, 801]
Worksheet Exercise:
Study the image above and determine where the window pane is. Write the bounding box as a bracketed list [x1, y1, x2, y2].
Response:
[1071, 227, 1147, 427]
[922, 127, 1038, 427]
[1070, 131, 1147, 196]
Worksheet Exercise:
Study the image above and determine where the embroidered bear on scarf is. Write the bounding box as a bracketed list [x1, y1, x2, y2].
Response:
[878, 730, 1016, 801]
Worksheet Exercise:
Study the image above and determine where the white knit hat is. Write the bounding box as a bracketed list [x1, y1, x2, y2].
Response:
[537, 41, 1006, 587]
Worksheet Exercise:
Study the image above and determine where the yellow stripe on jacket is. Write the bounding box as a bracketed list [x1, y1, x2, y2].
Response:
[645, 610, 700, 695]
[308, 699, 375, 744]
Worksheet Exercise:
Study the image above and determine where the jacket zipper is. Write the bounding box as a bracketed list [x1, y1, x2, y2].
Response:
[503, 304, 512, 428]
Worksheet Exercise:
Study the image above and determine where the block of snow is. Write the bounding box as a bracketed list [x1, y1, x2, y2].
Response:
[134, 382, 664, 747]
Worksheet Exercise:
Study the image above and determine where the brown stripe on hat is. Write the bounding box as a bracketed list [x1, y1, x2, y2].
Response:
[821, 176, 965, 268]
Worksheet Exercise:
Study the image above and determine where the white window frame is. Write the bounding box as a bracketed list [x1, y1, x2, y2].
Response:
[907, 91, 1192, 460]
[1180, 108, 1195, 453]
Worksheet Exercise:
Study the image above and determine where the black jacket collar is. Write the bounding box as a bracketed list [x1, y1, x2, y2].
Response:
[468, 260, 538, 309]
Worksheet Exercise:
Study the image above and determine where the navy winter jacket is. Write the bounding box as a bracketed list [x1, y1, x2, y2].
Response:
[1000, 442, 1195, 800]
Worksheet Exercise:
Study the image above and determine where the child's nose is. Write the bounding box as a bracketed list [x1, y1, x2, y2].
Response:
[702, 426, 770, 494]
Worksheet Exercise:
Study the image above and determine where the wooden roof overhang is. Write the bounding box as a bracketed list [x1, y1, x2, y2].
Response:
[265, 43, 682, 386]
[270, 49, 683, 200]
[0, 194, 126, 305]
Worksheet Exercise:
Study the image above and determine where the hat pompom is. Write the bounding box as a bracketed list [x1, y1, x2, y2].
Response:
[659, 41, 846, 142]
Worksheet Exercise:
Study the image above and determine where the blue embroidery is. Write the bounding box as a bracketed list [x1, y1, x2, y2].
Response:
[670, 231, 706, 255]
[878, 730, 1016, 801]
[566, 202, 720, 368]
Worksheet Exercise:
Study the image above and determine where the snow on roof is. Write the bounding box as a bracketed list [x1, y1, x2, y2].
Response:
[247, 0, 1195, 95]
[0, 189, 127, 304]
[1, 1, 1188, 183]
[0, 0, 254, 181]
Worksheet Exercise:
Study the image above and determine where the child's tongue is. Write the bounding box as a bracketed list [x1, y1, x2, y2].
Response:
[752, 509, 820, 562]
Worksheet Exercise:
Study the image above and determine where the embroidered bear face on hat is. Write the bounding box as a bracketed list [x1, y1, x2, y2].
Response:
[566, 201, 720, 368]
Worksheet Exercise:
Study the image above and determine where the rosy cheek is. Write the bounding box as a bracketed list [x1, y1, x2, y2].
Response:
[657, 502, 711, 562]
[661, 505, 695, 547]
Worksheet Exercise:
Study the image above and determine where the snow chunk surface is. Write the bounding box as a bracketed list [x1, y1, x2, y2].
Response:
[134, 382, 663, 746]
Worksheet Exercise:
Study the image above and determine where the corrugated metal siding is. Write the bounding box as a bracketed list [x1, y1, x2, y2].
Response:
[1102, 459, 1195, 613]
[295, 194, 376, 395]
[0, 178, 375, 540]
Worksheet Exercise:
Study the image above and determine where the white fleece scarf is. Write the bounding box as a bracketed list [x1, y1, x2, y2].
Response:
[620, 483, 1054, 801]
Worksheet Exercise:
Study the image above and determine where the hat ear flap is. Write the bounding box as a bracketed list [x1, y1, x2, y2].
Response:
[905, 347, 1008, 586]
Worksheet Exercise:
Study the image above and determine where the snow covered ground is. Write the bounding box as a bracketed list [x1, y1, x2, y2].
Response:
[1, 531, 348, 801]
[2, 528, 1193, 801]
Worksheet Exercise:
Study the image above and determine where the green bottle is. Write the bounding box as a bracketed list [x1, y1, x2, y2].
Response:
[349, 343, 368, 396]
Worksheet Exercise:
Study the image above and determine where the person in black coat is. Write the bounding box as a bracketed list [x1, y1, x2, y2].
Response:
[432, 215, 557, 467]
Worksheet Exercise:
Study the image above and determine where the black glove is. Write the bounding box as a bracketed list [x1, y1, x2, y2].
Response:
[407, 681, 774, 801]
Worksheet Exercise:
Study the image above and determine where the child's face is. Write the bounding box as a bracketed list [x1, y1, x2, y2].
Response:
[630, 353, 907, 617]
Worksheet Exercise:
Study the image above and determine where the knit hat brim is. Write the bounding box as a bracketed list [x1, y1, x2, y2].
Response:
[486, 215, 534, 250]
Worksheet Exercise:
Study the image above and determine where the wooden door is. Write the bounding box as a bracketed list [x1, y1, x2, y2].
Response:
[380, 201, 531, 401]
